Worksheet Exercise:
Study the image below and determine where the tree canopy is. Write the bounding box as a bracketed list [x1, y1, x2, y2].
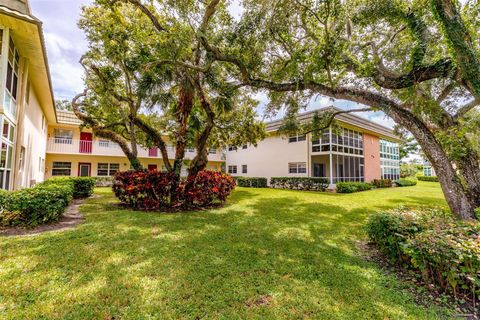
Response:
[75, 0, 480, 219]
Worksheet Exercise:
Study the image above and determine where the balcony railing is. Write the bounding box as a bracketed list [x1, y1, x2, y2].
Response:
[46, 138, 224, 161]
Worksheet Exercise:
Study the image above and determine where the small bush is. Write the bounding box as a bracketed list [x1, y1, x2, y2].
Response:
[113, 170, 236, 210]
[394, 177, 418, 187]
[270, 177, 329, 191]
[0, 183, 73, 227]
[336, 182, 372, 193]
[234, 177, 268, 188]
[43, 177, 96, 199]
[367, 207, 480, 303]
[417, 176, 439, 182]
[475, 207, 480, 219]
[400, 164, 421, 178]
[372, 179, 393, 188]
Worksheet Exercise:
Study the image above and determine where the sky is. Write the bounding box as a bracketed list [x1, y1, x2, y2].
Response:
[30, 0, 395, 129]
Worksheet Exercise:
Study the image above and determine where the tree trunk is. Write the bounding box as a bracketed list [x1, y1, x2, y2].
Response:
[170, 80, 195, 204]
[386, 107, 477, 219]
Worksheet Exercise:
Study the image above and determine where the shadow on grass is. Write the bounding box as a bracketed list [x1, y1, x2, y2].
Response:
[0, 189, 447, 319]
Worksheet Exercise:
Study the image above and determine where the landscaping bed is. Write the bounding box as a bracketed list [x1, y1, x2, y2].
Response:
[0, 177, 95, 228]
[366, 206, 480, 316]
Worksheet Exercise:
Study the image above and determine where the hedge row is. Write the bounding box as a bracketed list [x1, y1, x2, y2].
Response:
[234, 177, 268, 188]
[366, 207, 480, 303]
[270, 177, 329, 191]
[42, 177, 96, 198]
[394, 177, 418, 187]
[372, 179, 393, 188]
[336, 182, 373, 193]
[417, 176, 439, 182]
[0, 177, 96, 227]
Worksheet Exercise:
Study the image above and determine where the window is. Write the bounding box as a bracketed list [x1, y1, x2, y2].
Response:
[242, 165, 247, 174]
[380, 139, 400, 180]
[4, 37, 19, 116]
[54, 129, 73, 144]
[19, 146, 25, 172]
[52, 162, 71, 176]
[228, 145, 237, 151]
[2, 119, 14, 143]
[288, 162, 307, 174]
[228, 165, 237, 174]
[97, 163, 119, 176]
[242, 145, 248, 149]
[289, 134, 306, 143]
[209, 148, 217, 154]
[312, 128, 364, 156]
[98, 139, 110, 147]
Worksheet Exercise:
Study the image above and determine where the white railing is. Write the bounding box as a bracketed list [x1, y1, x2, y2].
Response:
[46, 138, 224, 161]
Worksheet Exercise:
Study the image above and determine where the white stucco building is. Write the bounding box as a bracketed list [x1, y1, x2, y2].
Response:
[226, 107, 402, 187]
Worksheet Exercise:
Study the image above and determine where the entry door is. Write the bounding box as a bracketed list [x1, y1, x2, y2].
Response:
[78, 163, 91, 177]
[148, 164, 157, 171]
[79, 132, 93, 153]
[313, 163, 325, 177]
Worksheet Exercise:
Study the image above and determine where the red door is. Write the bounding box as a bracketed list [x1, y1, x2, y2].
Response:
[148, 164, 157, 171]
[79, 132, 93, 153]
[148, 148, 158, 157]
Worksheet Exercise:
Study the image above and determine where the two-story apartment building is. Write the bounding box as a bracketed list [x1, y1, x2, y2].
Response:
[226, 107, 402, 188]
[44, 110, 224, 179]
[0, 1, 55, 190]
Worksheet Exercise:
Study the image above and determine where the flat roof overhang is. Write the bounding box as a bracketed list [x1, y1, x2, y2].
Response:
[0, 6, 56, 123]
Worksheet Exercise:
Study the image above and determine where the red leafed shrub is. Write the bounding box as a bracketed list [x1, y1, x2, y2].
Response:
[112, 170, 236, 210]
[178, 171, 236, 208]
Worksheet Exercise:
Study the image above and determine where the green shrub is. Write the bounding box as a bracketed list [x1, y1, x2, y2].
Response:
[270, 177, 329, 191]
[43, 177, 96, 198]
[336, 182, 372, 193]
[417, 176, 439, 182]
[400, 164, 421, 178]
[372, 179, 393, 188]
[0, 183, 73, 227]
[234, 177, 268, 188]
[0, 177, 95, 227]
[367, 207, 480, 302]
[95, 176, 114, 187]
[394, 177, 418, 187]
[475, 207, 480, 219]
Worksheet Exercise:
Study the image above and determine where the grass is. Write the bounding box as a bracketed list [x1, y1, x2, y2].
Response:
[0, 182, 450, 319]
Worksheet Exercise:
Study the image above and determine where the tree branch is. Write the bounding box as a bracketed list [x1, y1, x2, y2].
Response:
[123, 0, 167, 33]
[455, 98, 480, 119]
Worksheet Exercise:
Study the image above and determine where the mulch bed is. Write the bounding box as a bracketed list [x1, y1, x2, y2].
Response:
[0, 198, 86, 237]
[357, 241, 479, 319]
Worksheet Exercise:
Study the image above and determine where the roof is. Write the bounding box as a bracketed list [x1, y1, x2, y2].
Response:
[56, 110, 82, 125]
[0, 2, 56, 123]
[266, 106, 402, 142]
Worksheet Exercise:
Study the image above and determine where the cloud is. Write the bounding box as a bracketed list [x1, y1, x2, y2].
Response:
[31, 0, 92, 100]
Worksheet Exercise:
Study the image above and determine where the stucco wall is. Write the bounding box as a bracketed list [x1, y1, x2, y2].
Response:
[225, 133, 309, 182]
[17, 87, 47, 187]
[45, 153, 223, 179]
[363, 133, 381, 182]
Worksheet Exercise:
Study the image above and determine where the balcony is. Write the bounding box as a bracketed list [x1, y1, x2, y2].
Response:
[46, 138, 224, 162]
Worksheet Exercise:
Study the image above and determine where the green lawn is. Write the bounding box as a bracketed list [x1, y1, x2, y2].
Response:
[0, 182, 449, 319]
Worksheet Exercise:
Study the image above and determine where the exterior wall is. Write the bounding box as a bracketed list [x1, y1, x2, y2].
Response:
[363, 133, 381, 182]
[46, 123, 224, 162]
[225, 133, 308, 182]
[45, 153, 223, 179]
[16, 86, 47, 187]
